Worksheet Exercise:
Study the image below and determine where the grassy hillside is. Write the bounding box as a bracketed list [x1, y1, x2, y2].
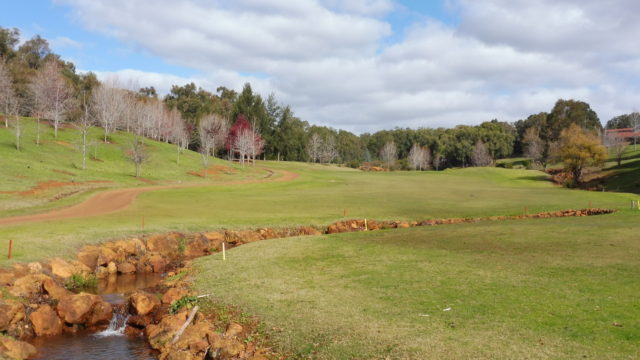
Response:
[0, 117, 265, 215]
[195, 214, 640, 359]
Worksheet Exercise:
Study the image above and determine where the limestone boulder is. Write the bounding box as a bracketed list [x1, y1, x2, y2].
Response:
[0, 300, 25, 332]
[42, 277, 72, 300]
[76, 245, 101, 269]
[29, 304, 63, 336]
[146, 233, 180, 255]
[0, 336, 37, 360]
[96, 247, 118, 266]
[9, 274, 52, 298]
[50, 257, 78, 279]
[57, 293, 98, 324]
[117, 262, 136, 274]
[130, 291, 160, 316]
[88, 300, 113, 326]
[145, 311, 189, 350]
[161, 287, 190, 305]
[184, 235, 211, 258]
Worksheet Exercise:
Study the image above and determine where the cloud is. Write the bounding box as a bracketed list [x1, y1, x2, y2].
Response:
[49, 36, 84, 50]
[59, 0, 640, 132]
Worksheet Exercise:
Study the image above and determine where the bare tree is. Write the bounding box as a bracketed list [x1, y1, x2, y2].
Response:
[471, 140, 492, 167]
[523, 127, 544, 163]
[75, 93, 93, 170]
[306, 133, 322, 163]
[408, 143, 431, 170]
[380, 141, 397, 169]
[9, 97, 22, 151]
[199, 114, 229, 175]
[319, 135, 338, 164]
[168, 109, 189, 165]
[249, 129, 265, 166]
[126, 136, 149, 177]
[604, 132, 628, 167]
[92, 78, 128, 143]
[432, 151, 443, 171]
[234, 128, 255, 167]
[0, 61, 15, 128]
[30, 60, 74, 138]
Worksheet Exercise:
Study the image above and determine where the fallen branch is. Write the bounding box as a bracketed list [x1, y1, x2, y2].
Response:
[172, 305, 199, 344]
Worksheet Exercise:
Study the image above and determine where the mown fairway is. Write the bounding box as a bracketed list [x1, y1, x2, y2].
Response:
[194, 214, 640, 359]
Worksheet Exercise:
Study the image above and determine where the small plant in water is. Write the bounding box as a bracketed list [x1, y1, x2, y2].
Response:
[65, 273, 98, 291]
[170, 295, 198, 314]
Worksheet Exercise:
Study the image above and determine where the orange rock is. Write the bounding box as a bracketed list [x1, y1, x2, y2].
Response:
[0, 336, 37, 360]
[129, 291, 160, 316]
[57, 293, 99, 324]
[29, 305, 63, 336]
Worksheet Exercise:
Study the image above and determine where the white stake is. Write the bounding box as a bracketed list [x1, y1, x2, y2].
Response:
[364, 218, 368, 231]
[222, 242, 226, 261]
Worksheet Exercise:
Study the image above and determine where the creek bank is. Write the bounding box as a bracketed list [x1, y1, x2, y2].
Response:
[0, 207, 616, 359]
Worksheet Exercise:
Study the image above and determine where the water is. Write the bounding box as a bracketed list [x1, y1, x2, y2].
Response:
[31, 273, 165, 360]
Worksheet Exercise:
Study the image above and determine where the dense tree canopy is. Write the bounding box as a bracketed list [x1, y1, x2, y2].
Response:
[2, 26, 631, 173]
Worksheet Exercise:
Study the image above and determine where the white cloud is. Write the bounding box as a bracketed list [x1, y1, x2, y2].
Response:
[59, 0, 640, 132]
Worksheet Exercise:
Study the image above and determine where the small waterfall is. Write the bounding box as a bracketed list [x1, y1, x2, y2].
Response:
[94, 305, 129, 337]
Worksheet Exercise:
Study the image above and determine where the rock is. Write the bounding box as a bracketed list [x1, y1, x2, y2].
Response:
[109, 238, 146, 256]
[107, 261, 118, 275]
[162, 288, 190, 305]
[225, 230, 261, 244]
[0, 300, 25, 332]
[0, 336, 37, 360]
[76, 245, 101, 269]
[50, 257, 78, 279]
[130, 291, 160, 316]
[57, 293, 98, 324]
[184, 235, 211, 258]
[117, 262, 136, 274]
[146, 311, 189, 350]
[398, 222, 410, 228]
[97, 247, 118, 267]
[88, 300, 113, 326]
[138, 253, 168, 273]
[9, 274, 52, 298]
[95, 266, 110, 279]
[297, 226, 322, 236]
[42, 277, 72, 300]
[167, 322, 217, 359]
[27, 262, 43, 274]
[0, 270, 15, 286]
[29, 305, 63, 336]
[225, 322, 244, 338]
[146, 233, 180, 255]
[220, 339, 245, 358]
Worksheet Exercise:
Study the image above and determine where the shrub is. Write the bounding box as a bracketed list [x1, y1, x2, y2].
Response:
[65, 273, 98, 291]
[170, 295, 198, 314]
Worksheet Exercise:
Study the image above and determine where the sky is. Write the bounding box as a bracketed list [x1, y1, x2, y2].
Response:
[2, 0, 640, 133]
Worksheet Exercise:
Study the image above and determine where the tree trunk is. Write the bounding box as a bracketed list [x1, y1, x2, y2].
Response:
[36, 118, 41, 145]
[82, 129, 87, 170]
[135, 163, 141, 177]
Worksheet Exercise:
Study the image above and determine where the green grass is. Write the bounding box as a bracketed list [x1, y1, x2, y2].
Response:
[0, 117, 265, 215]
[0, 160, 633, 263]
[194, 213, 640, 359]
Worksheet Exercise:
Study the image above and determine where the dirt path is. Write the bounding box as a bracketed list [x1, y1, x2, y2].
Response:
[0, 168, 298, 226]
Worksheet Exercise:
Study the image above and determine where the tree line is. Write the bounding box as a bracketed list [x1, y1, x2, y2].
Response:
[0, 27, 629, 183]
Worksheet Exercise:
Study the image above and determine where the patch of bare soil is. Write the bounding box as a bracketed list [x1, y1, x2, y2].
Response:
[0, 180, 113, 197]
[187, 165, 238, 177]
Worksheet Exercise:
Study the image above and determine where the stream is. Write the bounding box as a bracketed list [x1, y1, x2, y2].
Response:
[31, 273, 164, 360]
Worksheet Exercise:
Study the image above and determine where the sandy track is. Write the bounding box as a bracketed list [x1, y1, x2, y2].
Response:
[0, 168, 298, 226]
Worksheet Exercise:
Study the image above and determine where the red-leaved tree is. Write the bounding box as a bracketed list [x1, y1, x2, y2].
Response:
[226, 114, 264, 166]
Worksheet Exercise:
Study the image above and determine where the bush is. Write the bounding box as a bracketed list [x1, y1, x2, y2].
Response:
[522, 159, 532, 169]
[496, 162, 513, 169]
[65, 273, 98, 291]
[170, 295, 198, 314]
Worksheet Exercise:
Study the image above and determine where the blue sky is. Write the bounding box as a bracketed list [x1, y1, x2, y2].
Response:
[2, 1, 638, 132]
